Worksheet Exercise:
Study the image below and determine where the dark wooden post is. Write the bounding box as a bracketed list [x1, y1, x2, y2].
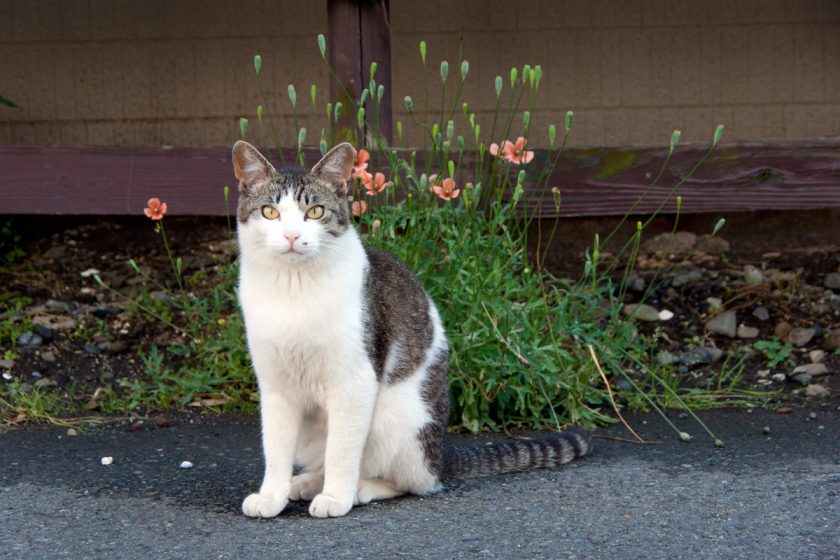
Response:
[327, 0, 392, 145]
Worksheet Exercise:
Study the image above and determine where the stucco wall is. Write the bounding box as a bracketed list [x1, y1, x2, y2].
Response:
[0, 0, 328, 147]
[1, 0, 838, 148]
[390, 0, 840, 147]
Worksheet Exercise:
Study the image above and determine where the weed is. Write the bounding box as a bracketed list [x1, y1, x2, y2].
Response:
[753, 337, 795, 369]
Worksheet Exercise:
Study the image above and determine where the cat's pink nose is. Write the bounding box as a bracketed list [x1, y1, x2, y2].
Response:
[284, 232, 300, 246]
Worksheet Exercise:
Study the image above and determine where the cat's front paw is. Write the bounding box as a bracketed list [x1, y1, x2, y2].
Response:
[242, 492, 288, 518]
[309, 493, 353, 518]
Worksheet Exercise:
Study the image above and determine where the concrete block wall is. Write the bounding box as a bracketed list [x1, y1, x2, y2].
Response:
[390, 0, 840, 147]
[0, 0, 328, 147]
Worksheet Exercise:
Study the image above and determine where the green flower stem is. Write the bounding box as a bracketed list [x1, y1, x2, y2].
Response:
[157, 219, 183, 291]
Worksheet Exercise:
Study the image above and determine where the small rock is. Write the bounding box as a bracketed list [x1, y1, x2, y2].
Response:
[809, 412, 818, 420]
[743, 265, 764, 286]
[791, 373, 812, 385]
[34, 378, 57, 388]
[672, 269, 703, 287]
[43, 244, 67, 259]
[80, 268, 101, 278]
[706, 297, 723, 311]
[641, 231, 697, 255]
[788, 327, 816, 347]
[100, 340, 129, 354]
[66, 428, 78, 436]
[656, 351, 677, 366]
[40, 351, 56, 363]
[17, 331, 43, 348]
[825, 330, 840, 351]
[757, 369, 770, 378]
[658, 309, 674, 321]
[737, 324, 760, 339]
[774, 321, 793, 340]
[32, 315, 77, 332]
[825, 273, 840, 290]
[2, 372, 12, 381]
[694, 235, 730, 254]
[30, 370, 42, 379]
[762, 426, 770, 435]
[130, 421, 144, 432]
[808, 350, 826, 364]
[706, 311, 737, 338]
[752, 307, 770, 321]
[629, 274, 646, 292]
[84, 343, 102, 355]
[179, 461, 194, 469]
[623, 303, 661, 322]
[804, 384, 830, 398]
[33, 324, 54, 343]
[792, 363, 829, 377]
[100, 456, 114, 466]
[0, 359, 14, 370]
[680, 346, 723, 367]
[771, 373, 787, 382]
[150, 291, 171, 304]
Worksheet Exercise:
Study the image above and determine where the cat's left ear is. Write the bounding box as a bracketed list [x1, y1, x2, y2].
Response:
[312, 142, 355, 193]
[232, 141, 275, 194]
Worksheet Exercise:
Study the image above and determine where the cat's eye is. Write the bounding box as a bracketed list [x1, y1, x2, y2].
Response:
[306, 205, 325, 220]
[261, 206, 279, 220]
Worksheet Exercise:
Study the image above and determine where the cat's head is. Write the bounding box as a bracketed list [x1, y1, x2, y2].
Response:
[232, 141, 355, 264]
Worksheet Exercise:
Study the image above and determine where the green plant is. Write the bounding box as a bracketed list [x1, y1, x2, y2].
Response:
[753, 337, 795, 369]
[228, 36, 733, 443]
[0, 221, 26, 266]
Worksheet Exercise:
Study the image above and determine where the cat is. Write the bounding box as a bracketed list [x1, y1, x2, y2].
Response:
[232, 140, 592, 519]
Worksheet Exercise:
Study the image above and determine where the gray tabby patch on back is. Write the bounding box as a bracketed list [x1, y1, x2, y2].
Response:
[362, 248, 434, 383]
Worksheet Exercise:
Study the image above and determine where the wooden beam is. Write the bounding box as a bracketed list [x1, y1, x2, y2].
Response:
[359, 0, 392, 143]
[1, 140, 838, 216]
[327, 0, 392, 145]
[327, 0, 362, 145]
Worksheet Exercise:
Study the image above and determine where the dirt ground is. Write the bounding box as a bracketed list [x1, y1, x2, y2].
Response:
[1, 209, 838, 414]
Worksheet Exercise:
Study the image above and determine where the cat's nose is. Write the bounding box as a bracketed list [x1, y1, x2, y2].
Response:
[284, 232, 300, 246]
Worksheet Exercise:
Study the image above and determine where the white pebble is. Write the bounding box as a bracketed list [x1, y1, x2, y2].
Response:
[658, 309, 674, 321]
[179, 461, 194, 469]
[100, 456, 113, 466]
[2, 372, 12, 381]
[80, 268, 101, 278]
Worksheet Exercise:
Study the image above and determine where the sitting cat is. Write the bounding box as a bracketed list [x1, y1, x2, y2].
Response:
[232, 141, 592, 519]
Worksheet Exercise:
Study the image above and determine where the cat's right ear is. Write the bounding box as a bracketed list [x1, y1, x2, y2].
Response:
[232, 141, 275, 194]
[312, 142, 355, 193]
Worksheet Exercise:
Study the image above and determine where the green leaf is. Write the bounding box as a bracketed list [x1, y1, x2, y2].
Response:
[253, 54, 262, 75]
[712, 218, 726, 236]
[317, 34, 326, 58]
[0, 94, 20, 109]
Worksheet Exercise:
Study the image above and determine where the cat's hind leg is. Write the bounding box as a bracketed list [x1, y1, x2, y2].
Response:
[355, 478, 404, 505]
[289, 472, 324, 501]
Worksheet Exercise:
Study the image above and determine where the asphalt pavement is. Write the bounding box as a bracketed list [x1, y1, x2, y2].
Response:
[1, 407, 838, 559]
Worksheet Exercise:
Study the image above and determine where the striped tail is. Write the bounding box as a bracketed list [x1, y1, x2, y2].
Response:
[442, 427, 592, 479]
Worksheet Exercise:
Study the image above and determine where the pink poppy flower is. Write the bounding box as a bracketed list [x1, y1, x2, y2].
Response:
[351, 199, 367, 216]
[365, 172, 387, 196]
[489, 136, 534, 165]
[144, 198, 168, 220]
[431, 177, 460, 201]
[352, 148, 370, 177]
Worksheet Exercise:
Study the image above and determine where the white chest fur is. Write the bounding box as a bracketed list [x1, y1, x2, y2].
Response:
[238, 228, 370, 399]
